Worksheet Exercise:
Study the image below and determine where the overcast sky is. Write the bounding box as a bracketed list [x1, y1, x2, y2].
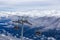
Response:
[0, 0, 60, 11]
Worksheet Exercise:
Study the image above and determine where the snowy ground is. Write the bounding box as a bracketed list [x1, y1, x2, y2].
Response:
[0, 34, 33, 40]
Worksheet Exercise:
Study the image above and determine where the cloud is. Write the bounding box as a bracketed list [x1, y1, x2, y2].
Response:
[0, 0, 47, 4]
[0, 10, 60, 17]
[0, 0, 60, 11]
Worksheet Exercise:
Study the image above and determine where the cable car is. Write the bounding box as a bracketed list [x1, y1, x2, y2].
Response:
[35, 30, 41, 36]
[14, 26, 19, 30]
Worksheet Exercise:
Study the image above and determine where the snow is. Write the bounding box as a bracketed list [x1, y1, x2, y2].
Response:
[0, 34, 20, 40]
[47, 37, 56, 40]
[0, 10, 60, 18]
[0, 10, 60, 40]
[0, 34, 33, 40]
[0, 29, 33, 40]
[0, 11, 60, 30]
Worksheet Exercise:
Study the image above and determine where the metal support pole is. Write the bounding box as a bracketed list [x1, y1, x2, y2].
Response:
[21, 23, 23, 40]
[21, 17, 24, 40]
[13, 16, 32, 40]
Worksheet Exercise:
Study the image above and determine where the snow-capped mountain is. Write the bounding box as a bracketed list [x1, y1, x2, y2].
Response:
[0, 10, 60, 40]
[0, 14, 60, 31]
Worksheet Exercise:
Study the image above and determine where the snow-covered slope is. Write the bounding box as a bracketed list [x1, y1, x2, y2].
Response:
[31, 17, 60, 31]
